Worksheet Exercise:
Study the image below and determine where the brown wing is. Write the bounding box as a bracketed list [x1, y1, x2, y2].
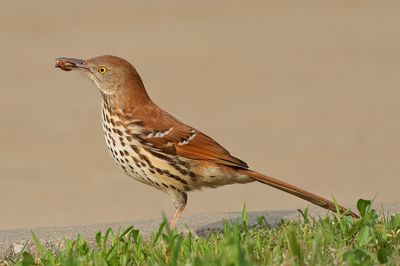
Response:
[138, 111, 248, 169]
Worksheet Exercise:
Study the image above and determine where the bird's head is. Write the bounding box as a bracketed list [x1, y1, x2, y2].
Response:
[55, 55, 146, 98]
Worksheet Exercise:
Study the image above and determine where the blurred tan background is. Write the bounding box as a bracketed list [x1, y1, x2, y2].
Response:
[0, 1, 399, 229]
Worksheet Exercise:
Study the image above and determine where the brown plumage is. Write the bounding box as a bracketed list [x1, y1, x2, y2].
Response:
[55, 55, 358, 227]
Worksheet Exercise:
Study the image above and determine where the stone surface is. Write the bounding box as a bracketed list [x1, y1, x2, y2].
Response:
[0, 209, 301, 260]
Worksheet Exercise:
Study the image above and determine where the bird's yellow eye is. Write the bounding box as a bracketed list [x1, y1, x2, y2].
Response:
[98, 66, 107, 74]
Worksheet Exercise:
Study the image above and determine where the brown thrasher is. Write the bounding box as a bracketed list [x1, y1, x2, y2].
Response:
[55, 55, 358, 227]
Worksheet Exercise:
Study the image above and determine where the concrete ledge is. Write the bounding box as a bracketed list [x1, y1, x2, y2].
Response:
[0, 209, 299, 260]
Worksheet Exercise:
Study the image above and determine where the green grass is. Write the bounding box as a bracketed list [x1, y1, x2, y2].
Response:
[6, 199, 400, 265]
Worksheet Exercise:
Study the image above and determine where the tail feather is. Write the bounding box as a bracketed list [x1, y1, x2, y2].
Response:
[240, 169, 359, 218]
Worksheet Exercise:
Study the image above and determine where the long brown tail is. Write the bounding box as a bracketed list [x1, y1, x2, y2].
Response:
[240, 169, 359, 218]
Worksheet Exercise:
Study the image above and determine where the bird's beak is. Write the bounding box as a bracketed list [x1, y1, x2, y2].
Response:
[55, 57, 87, 72]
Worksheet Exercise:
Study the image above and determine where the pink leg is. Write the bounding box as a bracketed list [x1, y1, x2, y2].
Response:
[169, 207, 185, 228]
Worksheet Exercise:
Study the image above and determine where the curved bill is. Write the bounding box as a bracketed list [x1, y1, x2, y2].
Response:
[55, 57, 87, 72]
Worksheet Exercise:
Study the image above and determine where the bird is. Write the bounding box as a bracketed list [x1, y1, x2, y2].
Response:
[55, 55, 358, 227]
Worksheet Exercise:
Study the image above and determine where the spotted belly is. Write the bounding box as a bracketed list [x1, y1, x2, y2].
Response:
[101, 109, 196, 193]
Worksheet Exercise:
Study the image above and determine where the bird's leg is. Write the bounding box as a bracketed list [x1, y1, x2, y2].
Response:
[168, 190, 187, 228]
[169, 206, 185, 228]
